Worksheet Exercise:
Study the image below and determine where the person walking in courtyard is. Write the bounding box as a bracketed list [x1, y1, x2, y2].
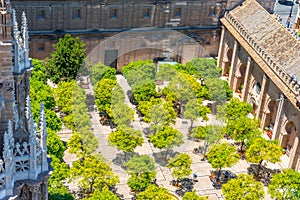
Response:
[286, 17, 291, 28]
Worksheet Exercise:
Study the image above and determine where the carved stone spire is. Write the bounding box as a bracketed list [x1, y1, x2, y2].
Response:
[39, 103, 48, 172]
[3, 120, 13, 160]
[21, 12, 29, 69]
[12, 9, 19, 41]
[4, 120, 14, 196]
[28, 98, 37, 179]
[25, 95, 31, 120]
[39, 104, 46, 139]
[25, 95, 36, 138]
[13, 101, 19, 130]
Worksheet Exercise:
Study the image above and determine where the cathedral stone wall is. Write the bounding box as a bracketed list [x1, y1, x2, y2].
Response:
[10, 0, 275, 63]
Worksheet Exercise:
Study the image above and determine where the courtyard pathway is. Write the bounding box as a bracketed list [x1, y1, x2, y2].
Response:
[88, 75, 275, 200]
[64, 74, 283, 199]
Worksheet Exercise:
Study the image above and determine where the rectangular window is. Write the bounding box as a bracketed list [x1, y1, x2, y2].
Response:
[209, 6, 216, 17]
[38, 44, 45, 52]
[72, 8, 81, 19]
[174, 8, 181, 17]
[143, 8, 151, 18]
[110, 8, 118, 19]
[37, 9, 45, 20]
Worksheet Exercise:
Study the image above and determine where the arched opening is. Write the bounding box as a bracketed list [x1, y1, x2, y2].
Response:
[86, 27, 207, 72]
[262, 99, 277, 138]
[233, 63, 246, 93]
[249, 81, 260, 116]
[281, 121, 297, 155]
[222, 47, 233, 76]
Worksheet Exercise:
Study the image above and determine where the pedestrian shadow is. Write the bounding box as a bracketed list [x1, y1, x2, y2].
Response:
[112, 152, 139, 168]
[152, 150, 179, 166]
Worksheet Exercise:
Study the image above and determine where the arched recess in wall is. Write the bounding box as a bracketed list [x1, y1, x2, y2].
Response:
[248, 79, 260, 116]
[222, 46, 233, 76]
[261, 98, 277, 138]
[280, 120, 297, 153]
[233, 62, 246, 92]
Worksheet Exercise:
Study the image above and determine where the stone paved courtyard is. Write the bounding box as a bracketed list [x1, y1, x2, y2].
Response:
[63, 74, 285, 200]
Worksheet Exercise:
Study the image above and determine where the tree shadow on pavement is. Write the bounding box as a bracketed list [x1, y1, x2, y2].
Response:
[112, 152, 139, 168]
[152, 150, 179, 166]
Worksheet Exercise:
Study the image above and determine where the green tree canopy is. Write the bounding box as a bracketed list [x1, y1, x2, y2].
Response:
[47, 34, 86, 83]
[191, 125, 223, 158]
[207, 143, 239, 179]
[136, 184, 173, 200]
[125, 155, 156, 176]
[48, 157, 74, 200]
[111, 103, 134, 127]
[224, 116, 261, 151]
[54, 81, 76, 114]
[223, 98, 253, 121]
[48, 185, 74, 200]
[138, 97, 162, 123]
[94, 78, 117, 113]
[90, 62, 116, 85]
[182, 191, 208, 200]
[205, 78, 232, 104]
[31, 58, 48, 83]
[83, 186, 119, 200]
[132, 79, 157, 102]
[184, 99, 210, 129]
[167, 153, 192, 181]
[127, 173, 155, 192]
[268, 169, 300, 200]
[148, 101, 177, 133]
[150, 126, 184, 160]
[67, 130, 98, 158]
[47, 129, 66, 160]
[222, 174, 265, 200]
[108, 125, 144, 160]
[70, 153, 119, 195]
[30, 78, 55, 110]
[246, 138, 282, 177]
[156, 63, 178, 81]
[122, 60, 156, 86]
[187, 58, 220, 79]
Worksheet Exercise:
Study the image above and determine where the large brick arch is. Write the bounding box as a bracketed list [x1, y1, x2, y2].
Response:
[86, 28, 207, 70]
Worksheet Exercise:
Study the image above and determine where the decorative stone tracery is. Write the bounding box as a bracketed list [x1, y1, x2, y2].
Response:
[0, 1, 49, 198]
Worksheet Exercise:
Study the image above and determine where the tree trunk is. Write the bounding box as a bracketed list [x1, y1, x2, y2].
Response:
[257, 160, 263, 179]
[203, 141, 208, 159]
[179, 100, 184, 118]
[217, 168, 221, 181]
[189, 120, 194, 133]
[240, 140, 245, 152]
[165, 149, 169, 161]
[124, 152, 127, 162]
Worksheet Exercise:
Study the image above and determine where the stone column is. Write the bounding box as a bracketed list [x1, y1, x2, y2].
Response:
[289, 137, 299, 169]
[217, 26, 225, 68]
[242, 57, 253, 101]
[256, 74, 269, 119]
[228, 40, 238, 88]
[4, 121, 14, 196]
[272, 94, 285, 139]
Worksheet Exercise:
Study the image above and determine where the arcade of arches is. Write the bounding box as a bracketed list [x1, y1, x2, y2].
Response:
[218, 0, 300, 170]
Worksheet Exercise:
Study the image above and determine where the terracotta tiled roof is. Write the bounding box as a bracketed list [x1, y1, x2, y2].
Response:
[229, 0, 300, 81]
